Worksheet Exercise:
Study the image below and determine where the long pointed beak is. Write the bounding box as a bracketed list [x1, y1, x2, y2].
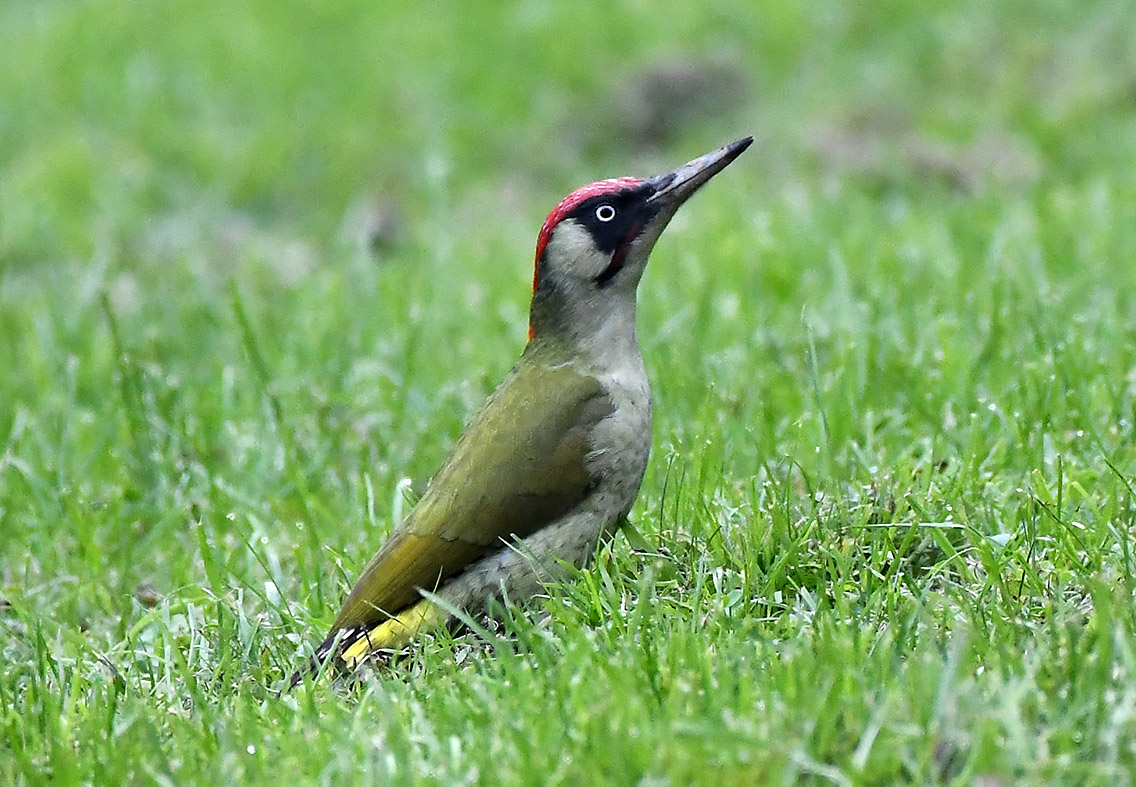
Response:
[646, 136, 753, 210]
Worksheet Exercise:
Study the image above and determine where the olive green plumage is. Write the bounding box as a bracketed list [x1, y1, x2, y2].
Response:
[331, 346, 613, 635]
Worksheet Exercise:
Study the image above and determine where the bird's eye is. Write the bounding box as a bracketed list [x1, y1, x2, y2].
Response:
[595, 204, 616, 222]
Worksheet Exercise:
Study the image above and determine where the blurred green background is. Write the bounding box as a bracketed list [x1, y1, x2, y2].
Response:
[8, 0, 1133, 269]
[3, 0, 1136, 783]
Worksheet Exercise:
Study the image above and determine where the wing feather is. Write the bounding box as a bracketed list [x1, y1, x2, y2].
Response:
[331, 357, 612, 631]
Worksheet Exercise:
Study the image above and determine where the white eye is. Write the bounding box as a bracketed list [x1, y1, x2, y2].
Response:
[595, 204, 616, 222]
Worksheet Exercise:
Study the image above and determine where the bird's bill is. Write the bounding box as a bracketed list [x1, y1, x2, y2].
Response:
[646, 136, 753, 209]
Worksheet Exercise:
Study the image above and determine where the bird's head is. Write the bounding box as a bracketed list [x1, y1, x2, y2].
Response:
[527, 137, 752, 346]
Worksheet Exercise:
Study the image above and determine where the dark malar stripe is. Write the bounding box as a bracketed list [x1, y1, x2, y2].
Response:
[594, 219, 643, 288]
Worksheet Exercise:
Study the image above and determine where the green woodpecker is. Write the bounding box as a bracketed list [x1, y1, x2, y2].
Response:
[293, 137, 751, 685]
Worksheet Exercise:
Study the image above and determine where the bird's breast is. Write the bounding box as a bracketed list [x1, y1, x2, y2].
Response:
[585, 358, 653, 520]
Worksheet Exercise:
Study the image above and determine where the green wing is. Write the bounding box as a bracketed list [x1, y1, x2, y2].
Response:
[331, 355, 613, 631]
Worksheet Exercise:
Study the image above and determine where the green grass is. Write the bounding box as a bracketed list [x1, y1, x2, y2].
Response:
[3, 0, 1136, 783]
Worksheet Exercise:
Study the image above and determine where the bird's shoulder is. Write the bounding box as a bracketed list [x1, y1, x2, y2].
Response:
[413, 352, 616, 540]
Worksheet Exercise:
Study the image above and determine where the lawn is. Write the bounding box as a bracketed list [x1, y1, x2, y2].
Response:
[3, 0, 1136, 783]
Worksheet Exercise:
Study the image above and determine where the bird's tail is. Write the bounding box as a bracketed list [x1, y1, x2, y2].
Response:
[288, 597, 448, 689]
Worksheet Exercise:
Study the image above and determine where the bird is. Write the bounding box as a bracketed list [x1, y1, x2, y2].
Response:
[292, 137, 752, 686]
